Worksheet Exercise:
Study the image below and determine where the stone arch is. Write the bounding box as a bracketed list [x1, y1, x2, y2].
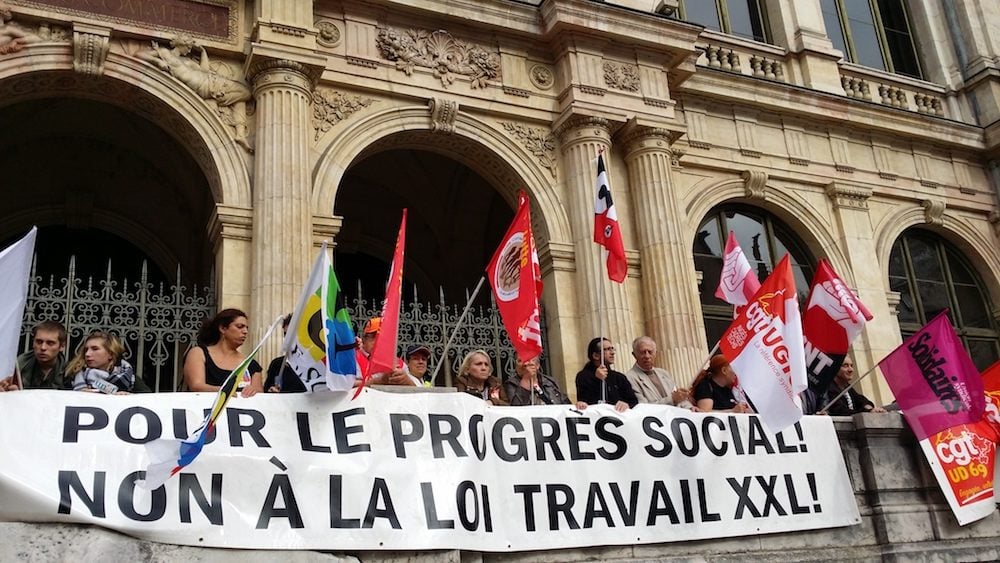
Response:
[0, 47, 250, 208]
[874, 205, 1000, 304]
[312, 104, 572, 247]
[684, 176, 851, 278]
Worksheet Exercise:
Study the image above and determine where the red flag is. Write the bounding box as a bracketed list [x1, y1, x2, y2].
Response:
[594, 153, 627, 283]
[487, 191, 544, 362]
[720, 255, 808, 432]
[917, 360, 1000, 525]
[878, 311, 985, 440]
[801, 259, 873, 395]
[356, 209, 407, 394]
[715, 231, 761, 307]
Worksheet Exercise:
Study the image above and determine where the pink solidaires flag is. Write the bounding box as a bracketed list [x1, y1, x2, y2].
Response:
[487, 191, 544, 362]
[917, 360, 1000, 525]
[593, 153, 627, 283]
[355, 209, 407, 397]
[720, 255, 808, 432]
[715, 230, 761, 309]
[878, 310, 986, 440]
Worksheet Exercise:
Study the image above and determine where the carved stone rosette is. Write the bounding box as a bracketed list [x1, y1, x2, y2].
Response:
[312, 88, 375, 140]
[376, 26, 500, 89]
[501, 122, 557, 178]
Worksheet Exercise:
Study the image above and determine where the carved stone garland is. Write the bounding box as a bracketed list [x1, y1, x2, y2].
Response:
[375, 26, 500, 89]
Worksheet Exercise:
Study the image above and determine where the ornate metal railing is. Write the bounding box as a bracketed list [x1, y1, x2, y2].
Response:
[347, 281, 549, 387]
[19, 256, 546, 391]
[19, 256, 214, 392]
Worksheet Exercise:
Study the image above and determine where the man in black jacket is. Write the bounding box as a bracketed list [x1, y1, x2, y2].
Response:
[575, 337, 638, 412]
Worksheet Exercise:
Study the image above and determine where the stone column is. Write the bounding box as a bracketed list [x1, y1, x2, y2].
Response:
[556, 116, 632, 356]
[621, 127, 706, 380]
[824, 182, 897, 404]
[247, 59, 315, 347]
[767, 0, 843, 94]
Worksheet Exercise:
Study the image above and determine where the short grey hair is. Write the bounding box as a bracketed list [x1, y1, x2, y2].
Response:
[632, 335, 656, 355]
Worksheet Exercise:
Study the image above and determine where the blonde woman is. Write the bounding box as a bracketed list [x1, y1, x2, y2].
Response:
[68, 331, 146, 394]
[454, 350, 507, 405]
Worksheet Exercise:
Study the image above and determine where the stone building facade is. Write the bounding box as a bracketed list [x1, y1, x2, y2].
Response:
[1, 0, 998, 403]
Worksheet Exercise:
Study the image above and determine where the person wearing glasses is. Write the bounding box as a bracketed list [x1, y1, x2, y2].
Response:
[575, 337, 638, 413]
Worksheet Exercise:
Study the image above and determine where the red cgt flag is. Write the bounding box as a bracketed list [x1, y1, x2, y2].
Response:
[356, 209, 407, 396]
[487, 191, 544, 362]
[594, 153, 627, 283]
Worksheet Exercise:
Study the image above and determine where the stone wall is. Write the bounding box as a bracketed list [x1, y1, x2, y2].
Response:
[5, 414, 998, 562]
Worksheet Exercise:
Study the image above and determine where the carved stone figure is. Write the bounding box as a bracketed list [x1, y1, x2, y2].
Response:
[136, 35, 252, 150]
[376, 26, 500, 89]
[0, 5, 41, 54]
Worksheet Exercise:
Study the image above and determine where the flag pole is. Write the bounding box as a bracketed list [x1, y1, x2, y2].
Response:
[429, 276, 487, 386]
[595, 148, 608, 405]
[816, 363, 880, 413]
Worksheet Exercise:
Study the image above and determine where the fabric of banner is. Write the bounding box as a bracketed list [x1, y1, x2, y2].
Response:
[801, 259, 873, 397]
[720, 255, 808, 432]
[0, 227, 36, 380]
[593, 154, 627, 283]
[917, 360, 1000, 525]
[0, 390, 860, 551]
[878, 310, 985, 440]
[715, 230, 760, 308]
[486, 192, 543, 362]
[283, 243, 340, 392]
[366, 210, 407, 379]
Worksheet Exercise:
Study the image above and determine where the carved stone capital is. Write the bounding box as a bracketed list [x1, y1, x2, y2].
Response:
[313, 214, 343, 248]
[207, 205, 253, 249]
[554, 116, 610, 147]
[886, 291, 901, 318]
[824, 182, 872, 210]
[538, 240, 576, 276]
[429, 98, 459, 134]
[72, 23, 110, 76]
[248, 58, 318, 94]
[922, 199, 946, 226]
[741, 169, 768, 200]
[620, 126, 683, 159]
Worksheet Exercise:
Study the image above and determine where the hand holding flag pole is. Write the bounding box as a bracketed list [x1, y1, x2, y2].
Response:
[815, 363, 880, 414]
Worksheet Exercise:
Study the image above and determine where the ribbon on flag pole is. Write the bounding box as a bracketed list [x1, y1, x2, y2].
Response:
[138, 315, 284, 489]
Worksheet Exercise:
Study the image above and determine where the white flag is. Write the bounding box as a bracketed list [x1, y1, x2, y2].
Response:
[0, 227, 36, 380]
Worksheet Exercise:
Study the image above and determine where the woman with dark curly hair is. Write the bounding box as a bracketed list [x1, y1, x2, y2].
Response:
[182, 308, 263, 397]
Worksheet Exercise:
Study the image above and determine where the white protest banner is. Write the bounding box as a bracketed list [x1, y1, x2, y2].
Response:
[0, 389, 860, 550]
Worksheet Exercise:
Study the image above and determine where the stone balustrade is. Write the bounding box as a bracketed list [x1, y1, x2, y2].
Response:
[839, 64, 947, 118]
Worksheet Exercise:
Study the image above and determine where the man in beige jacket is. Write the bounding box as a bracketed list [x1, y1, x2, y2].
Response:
[624, 336, 692, 408]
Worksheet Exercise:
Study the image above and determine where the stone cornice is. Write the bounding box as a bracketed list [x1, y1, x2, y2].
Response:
[540, 0, 701, 62]
[619, 124, 684, 157]
[207, 204, 253, 248]
[680, 68, 985, 151]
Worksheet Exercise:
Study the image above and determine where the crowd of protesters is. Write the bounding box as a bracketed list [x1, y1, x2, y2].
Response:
[0, 315, 888, 418]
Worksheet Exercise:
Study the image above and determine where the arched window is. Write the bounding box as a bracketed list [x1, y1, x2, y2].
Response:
[694, 206, 815, 348]
[889, 230, 1000, 370]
